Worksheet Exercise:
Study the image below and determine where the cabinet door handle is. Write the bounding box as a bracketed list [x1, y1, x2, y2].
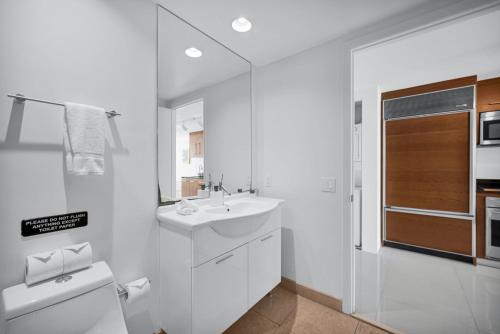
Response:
[488, 102, 500, 105]
[455, 104, 468, 108]
[261, 235, 273, 242]
[216, 254, 234, 264]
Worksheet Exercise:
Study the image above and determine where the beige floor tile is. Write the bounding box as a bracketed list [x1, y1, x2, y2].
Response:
[252, 286, 299, 325]
[224, 310, 279, 334]
[355, 322, 390, 334]
[275, 295, 359, 334]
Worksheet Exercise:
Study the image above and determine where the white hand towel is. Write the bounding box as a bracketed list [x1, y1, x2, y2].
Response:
[176, 199, 199, 216]
[63, 102, 106, 175]
[25, 249, 64, 285]
[62, 242, 93, 274]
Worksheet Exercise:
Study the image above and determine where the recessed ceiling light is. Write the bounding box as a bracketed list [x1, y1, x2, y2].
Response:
[185, 47, 202, 58]
[232, 17, 252, 32]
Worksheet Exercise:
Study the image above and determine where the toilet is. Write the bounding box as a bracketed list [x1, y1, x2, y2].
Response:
[1, 261, 128, 334]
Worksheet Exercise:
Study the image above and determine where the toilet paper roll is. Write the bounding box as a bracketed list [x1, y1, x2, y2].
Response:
[124, 277, 151, 317]
[62, 242, 93, 274]
[25, 249, 64, 286]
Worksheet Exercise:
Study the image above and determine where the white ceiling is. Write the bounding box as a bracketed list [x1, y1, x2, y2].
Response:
[158, 0, 457, 66]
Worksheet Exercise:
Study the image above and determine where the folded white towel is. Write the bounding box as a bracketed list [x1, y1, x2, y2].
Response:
[176, 199, 199, 216]
[63, 102, 106, 175]
[62, 242, 93, 274]
[25, 249, 64, 285]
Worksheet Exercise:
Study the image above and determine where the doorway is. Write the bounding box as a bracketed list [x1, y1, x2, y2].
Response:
[351, 8, 500, 334]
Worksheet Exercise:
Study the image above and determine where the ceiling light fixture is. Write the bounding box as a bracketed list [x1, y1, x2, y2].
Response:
[185, 47, 202, 58]
[232, 17, 252, 32]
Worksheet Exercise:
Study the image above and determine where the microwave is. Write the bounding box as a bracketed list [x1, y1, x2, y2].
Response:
[480, 110, 500, 146]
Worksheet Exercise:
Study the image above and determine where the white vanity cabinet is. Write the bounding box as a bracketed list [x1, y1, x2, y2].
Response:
[249, 229, 281, 307]
[158, 198, 283, 334]
[193, 245, 248, 334]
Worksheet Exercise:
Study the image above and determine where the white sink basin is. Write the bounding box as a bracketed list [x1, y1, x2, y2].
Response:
[204, 200, 268, 215]
[156, 195, 284, 233]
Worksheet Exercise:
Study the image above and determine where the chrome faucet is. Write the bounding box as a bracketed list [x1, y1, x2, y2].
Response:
[219, 174, 231, 204]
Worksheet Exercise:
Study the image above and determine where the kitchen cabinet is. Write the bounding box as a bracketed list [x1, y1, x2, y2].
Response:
[181, 177, 204, 197]
[477, 77, 500, 113]
[477, 77, 500, 144]
[189, 131, 204, 159]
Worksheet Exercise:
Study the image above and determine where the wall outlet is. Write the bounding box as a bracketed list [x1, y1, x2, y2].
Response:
[321, 177, 336, 193]
[265, 174, 272, 187]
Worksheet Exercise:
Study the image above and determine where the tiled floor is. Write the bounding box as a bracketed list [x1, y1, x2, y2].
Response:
[224, 286, 389, 334]
[355, 247, 500, 334]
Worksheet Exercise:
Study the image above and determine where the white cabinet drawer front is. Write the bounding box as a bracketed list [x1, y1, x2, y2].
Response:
[249, 228, 282, 307]
[192, 245, 248, 334]
[193, 208, 282, 267]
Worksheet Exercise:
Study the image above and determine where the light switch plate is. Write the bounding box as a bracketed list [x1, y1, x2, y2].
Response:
[321, 177, 336, 193]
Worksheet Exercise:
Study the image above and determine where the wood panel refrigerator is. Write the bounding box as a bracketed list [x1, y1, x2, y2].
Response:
[383, 84, 476, 260]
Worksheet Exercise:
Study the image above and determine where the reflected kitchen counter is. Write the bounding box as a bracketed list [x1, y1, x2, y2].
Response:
[182, 176, 204, 197]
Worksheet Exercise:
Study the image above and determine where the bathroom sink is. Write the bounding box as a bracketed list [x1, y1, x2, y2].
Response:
[156, 195, 284, 233]
[204, 201, 267, 215]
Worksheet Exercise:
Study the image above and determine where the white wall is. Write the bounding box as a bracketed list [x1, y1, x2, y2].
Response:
[0, 1, 159, 333]
[354, 8, 500, 253]
[167, 73, 252, 193]
[255, 40, 345, 299]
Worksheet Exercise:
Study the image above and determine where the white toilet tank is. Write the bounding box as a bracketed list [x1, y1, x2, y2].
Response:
[1, 261, 128, 334]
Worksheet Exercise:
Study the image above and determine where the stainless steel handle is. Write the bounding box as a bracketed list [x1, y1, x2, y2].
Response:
[215, 254, 234, 264]
[456, 104, 468, 108]
[261, 235, 273, 242]
[487, 102, 500, 105]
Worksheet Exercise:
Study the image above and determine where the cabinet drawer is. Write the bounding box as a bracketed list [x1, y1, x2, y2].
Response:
[192, 245, 248, 334]
[249, 229, 281, 307]
[385, 211, 473, 255]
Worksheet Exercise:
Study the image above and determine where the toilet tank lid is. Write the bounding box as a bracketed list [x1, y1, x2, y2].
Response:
[1, 261, 114, 321]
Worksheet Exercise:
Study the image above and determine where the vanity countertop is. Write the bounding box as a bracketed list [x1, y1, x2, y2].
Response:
[156, 194, 284, 231]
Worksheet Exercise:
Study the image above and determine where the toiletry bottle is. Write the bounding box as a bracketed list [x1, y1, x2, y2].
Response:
[210, 185, 221, 206]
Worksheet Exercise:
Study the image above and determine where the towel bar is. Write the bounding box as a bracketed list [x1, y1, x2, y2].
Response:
[7, 93, 121, 118]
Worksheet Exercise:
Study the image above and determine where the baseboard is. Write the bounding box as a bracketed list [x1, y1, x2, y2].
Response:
[384, 240, 473, 264]
[477, 257, 500, 269]
[279, 276, 342, 312]
[352, 313, 403, 334]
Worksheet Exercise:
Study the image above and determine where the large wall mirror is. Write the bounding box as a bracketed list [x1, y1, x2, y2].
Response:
[157, 7, 252, 204]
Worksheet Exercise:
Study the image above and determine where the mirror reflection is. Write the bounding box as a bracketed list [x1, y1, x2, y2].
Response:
[157, 8, 252, 204]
